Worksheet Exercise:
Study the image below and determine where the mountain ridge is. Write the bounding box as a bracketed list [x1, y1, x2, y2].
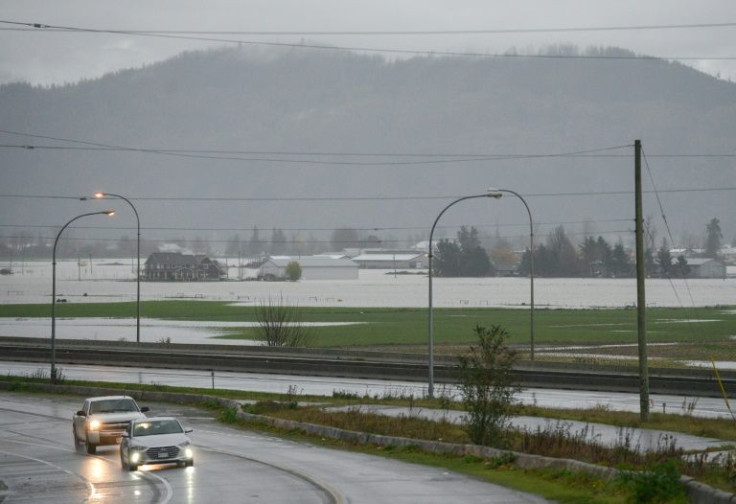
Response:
[1, 46, 734, 248]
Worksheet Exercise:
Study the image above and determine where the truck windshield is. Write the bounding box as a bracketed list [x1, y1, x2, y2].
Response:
[90, 399, 137, 413]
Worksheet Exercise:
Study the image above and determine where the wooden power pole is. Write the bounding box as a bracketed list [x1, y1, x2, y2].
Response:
[634, 139, 650, 421]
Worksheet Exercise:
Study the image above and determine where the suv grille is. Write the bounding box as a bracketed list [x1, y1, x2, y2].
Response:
[146, 446, 180, 459]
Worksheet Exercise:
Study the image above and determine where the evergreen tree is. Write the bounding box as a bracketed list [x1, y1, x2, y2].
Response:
[597, 237, 613, 276]
[609, 241, 633, 277]
[433, 226, 493, 277]
[704, 218, 722, 258]
[531, 244, 557, 277]
[673, 255, 690, 278]
[246, 226, 264, 256]
[270, 228, 287, 255]
[330, 228, 361, 251]
[656, 240, 672, 278]
[434, 239, 461, 277]
[225, 234, 242, 257]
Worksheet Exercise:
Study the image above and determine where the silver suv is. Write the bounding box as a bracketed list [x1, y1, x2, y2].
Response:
[72, 396, 149, 454]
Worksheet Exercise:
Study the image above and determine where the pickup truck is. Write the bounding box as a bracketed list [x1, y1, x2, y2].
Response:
[72, 395, 149, 454]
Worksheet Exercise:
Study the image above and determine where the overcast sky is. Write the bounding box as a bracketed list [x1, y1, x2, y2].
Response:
[1, 0, 735, 86]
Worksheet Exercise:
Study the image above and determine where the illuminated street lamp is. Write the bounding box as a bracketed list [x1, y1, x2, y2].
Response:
[52, 210, 115, 382]
[94, 192, 142, 344]
[490, 188, 536, 361]
[427, 190, 502, 398]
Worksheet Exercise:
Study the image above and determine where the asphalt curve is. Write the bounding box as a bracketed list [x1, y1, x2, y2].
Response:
[0, 392, 548, 504]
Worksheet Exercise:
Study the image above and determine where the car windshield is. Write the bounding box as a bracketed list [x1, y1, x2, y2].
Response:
[132, 420, 184, 437]
[90, 399, 138, 414]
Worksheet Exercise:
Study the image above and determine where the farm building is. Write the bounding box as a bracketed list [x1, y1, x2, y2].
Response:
[259, 256, 359, 280]
[143, 252, 226, 281]
[685, 258, 727, 279]
[351, 250, 426, 269]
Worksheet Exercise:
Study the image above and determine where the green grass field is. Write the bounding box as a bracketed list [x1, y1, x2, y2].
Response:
[1, 301, 734, 349]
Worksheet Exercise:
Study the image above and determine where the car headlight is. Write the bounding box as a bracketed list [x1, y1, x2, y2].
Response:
[178, 440, 193, 458]
[88, 419, 101, 431]
[130, 451, 141, 464]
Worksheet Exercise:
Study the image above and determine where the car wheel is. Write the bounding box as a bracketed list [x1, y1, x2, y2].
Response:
[85, 440, 96, 455]
[120, 453, 128, 471]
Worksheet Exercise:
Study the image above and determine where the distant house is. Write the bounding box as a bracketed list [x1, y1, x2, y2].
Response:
[259, 256, 358, 280]
[144, 252, 226, 281]
[685, 258, 727, 279]
[351, 249, 426, 269]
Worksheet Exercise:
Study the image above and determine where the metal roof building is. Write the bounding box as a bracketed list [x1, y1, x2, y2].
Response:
[259, 256, 359, 280]
[351, 251, 426, 269]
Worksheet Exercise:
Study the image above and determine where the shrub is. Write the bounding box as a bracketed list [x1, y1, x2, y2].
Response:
[616, 460, 688, 503]
[285, 261, 302, 281]
[457, 325, 519, 447]
[255, 295, 313, 347]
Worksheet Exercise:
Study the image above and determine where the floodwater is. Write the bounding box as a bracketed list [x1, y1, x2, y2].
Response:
[1, 260, 734, 354]
[0, 317, 361, 345]
[2, 259, 734, 308]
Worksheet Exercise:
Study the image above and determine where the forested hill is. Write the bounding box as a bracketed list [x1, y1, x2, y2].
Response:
[2, 46, 734, 246]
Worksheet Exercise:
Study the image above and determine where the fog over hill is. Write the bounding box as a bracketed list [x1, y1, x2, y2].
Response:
[1, 46, 734, 252]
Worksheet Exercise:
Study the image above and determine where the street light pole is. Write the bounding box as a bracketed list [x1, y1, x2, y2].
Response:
[492, 188, 536, 361]
[94, 192, 142, 344]
[52, 210, 115, 383]
[427, 190, 501, 398]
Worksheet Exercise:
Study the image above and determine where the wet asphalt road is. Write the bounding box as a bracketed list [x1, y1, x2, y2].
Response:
[0, 392, 549, 504]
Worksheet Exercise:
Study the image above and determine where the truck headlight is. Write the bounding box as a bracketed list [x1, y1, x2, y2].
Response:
[88, 419, 101, 431]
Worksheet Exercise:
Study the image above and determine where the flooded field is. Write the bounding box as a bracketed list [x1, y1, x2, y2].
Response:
[2, 259, 734, 309]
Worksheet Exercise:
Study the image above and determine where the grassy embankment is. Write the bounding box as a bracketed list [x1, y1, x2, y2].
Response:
[2, 301, 735, 362]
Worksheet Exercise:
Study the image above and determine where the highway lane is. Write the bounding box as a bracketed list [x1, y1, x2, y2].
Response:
[1, 360, 733, 419]
[0, 392, 548, 504]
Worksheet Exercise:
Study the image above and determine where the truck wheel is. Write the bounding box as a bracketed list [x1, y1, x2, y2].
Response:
[86, 440, 96, 455]
[73, 429, 81, 449]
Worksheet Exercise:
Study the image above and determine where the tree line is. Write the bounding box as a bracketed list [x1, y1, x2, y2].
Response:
[434, 218, 728, 279]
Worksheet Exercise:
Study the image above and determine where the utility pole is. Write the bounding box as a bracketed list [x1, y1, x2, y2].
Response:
[634, 139, 649, 421]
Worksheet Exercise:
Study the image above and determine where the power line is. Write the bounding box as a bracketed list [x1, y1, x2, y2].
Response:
[641, 146, 695, 307]
[0, 130, 633, 166]
[3, 20, 736, 36]
[0, 218, 634, 234]
[0, 186, 734, 204]
[1, 19, 734, 62]
[2, 132, 733, 163]
[0, 228, 635, 245]
[3, 143, 736, 161]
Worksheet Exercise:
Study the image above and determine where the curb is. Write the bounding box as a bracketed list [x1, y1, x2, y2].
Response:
[2, 380, 734, 503]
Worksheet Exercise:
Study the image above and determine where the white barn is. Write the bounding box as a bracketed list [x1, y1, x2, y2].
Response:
[685, 258, 727, 279]
[259, 256, 359, 280]
[351, 251, 426, 269]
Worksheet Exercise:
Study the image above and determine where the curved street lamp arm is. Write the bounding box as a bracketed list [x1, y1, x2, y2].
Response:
[495, 188, 536, 361]
[97, 192, 139, 227]
[95, 192, 142, 343]
[52, 210, 114, 382]
[428, 193, 497, 398]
